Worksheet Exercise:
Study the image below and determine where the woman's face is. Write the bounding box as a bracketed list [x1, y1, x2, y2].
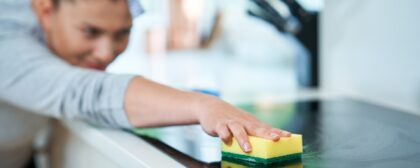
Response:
[35, 0, 132, 70]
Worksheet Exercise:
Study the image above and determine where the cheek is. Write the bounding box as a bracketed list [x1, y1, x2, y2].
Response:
[64, 33, 93, 61]
[50, 20, 91, 65]
[70, 39, 92, 54]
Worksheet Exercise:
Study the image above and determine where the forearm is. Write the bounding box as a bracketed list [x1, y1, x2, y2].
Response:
[124, 76, 214, 128]
[123, 77, 291, 153]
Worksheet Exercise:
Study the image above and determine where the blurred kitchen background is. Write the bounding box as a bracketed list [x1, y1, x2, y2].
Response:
[107, 0, 420, 115]
[107, 0, 322, 101]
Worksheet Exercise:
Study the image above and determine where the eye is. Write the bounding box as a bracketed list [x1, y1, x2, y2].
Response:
[115, 29, 131, 41]
[82, 27, 100, 38]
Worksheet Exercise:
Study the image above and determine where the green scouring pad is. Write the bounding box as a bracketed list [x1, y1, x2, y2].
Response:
[221, 134, 303, 165]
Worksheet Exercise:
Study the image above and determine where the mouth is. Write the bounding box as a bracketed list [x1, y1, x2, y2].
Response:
[84, 62, 106, 71]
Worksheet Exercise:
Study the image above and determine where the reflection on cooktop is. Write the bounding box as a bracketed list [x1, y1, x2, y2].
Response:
[131, 99, 420, 168]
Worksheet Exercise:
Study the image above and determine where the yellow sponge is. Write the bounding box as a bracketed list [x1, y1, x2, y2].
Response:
[221, 134, 303, 165]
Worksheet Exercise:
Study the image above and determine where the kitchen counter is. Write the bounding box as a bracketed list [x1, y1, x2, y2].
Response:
[49, 89, 339, 168]
[50, 89, 420, 167]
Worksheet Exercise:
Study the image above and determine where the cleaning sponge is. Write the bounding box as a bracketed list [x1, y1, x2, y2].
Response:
[221, 134, 303, 165]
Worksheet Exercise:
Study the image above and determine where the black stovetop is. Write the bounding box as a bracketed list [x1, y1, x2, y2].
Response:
[133, 99, 420, 168]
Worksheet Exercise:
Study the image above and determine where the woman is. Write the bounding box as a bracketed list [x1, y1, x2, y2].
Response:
[0, 0, 291, 167]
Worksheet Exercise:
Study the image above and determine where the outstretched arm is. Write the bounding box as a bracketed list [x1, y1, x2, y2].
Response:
[124, 77, 291, 153]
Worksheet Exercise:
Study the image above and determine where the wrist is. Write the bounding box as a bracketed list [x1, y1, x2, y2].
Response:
[190, 92, 219, 123]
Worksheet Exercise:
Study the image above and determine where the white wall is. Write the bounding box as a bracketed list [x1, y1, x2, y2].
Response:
[321, 0, 420, 114]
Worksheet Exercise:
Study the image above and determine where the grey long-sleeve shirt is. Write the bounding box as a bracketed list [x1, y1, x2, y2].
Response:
[0, 0, 135, 167]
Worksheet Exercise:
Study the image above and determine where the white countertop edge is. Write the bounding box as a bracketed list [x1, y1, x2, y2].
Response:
[62, 120, 185, 168]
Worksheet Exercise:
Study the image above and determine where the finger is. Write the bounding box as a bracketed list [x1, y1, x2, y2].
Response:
[272, 128, 291, 137]
[228, 122, 251, 153]
[217, 123, 232, 145]
[246, 124, 281, 141]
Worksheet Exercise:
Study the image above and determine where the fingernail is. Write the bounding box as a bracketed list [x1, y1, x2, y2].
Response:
[243, 142, 251, 152]
[283, 131, 291, 136]
[270, 133, 280, 139]
[225, 139, 232, 145]
[223, 140, 229, 145]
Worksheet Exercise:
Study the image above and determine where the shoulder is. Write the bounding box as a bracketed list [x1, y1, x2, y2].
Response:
[0, 0, 40, 37]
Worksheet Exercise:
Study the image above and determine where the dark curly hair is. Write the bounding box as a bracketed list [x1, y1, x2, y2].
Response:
[51, 0, 71, 7]
[52, 0, 62, 6]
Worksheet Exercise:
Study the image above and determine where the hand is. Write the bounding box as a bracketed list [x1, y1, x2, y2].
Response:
[195, 95, 291, 153]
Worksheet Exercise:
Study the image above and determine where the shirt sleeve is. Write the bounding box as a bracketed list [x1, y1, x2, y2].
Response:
[0, 31, 136, 129]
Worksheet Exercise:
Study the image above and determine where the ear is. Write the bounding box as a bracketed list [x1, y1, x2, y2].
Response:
[31, 0, 56, 31]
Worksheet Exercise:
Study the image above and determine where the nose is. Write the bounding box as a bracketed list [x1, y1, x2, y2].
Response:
[93, 37, 115, 64]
